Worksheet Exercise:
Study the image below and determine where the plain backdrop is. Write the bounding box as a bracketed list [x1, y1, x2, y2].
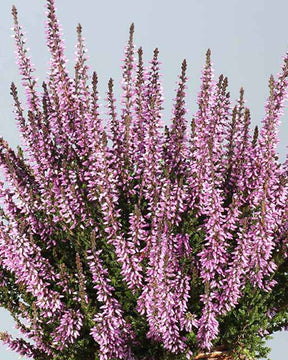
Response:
[0, 0, 288, 359]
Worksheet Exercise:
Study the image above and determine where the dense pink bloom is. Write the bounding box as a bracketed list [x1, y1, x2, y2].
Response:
[1, 1, 288, 359]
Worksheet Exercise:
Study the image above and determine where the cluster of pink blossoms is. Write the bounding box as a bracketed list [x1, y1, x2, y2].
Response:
[1, 0, 288, 359]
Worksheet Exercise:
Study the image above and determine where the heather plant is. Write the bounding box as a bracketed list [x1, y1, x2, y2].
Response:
[1, 1, 288, 360]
